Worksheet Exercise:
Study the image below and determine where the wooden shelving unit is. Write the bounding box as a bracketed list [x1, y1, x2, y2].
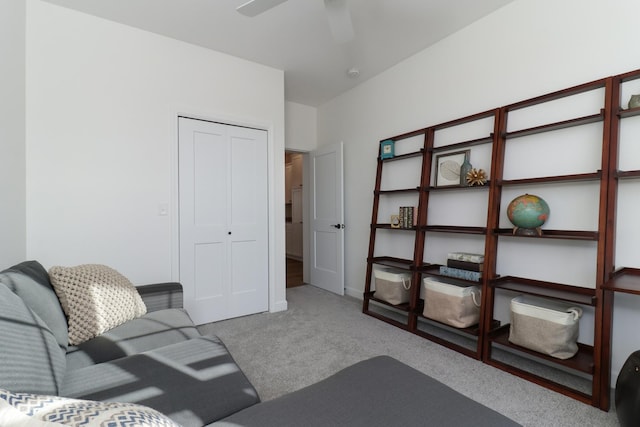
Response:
[363, 108, 499, 359]
[364, 68, 640, 410]
[600, 68, 640, 411]
[481, 76, 611, 409]
[363, 129, 429, 331]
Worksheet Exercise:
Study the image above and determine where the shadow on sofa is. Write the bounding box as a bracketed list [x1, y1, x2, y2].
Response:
[0, 260, 521, 427]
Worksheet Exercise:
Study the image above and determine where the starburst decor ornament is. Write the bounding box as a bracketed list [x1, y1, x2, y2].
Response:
[466, 168, 487, 186]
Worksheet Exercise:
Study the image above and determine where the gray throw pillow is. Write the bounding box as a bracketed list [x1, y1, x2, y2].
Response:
[0, 261, 69, 351]
[0, 282, 66, 395]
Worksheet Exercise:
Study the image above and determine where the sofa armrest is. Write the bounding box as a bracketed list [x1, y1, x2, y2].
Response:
[136, 282, 184, 312]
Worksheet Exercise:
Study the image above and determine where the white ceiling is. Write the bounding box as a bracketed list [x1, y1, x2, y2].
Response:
[43, 0, 515, 107]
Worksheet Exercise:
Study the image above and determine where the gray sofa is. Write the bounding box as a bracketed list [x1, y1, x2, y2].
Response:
[0, 260, 520, 426]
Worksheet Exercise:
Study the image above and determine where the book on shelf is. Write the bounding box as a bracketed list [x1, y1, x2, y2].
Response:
[439, 266, 482, 282]
[446, 259, 484, 272]
[447, 252, 484, 264]
[398, 206, 415, 229]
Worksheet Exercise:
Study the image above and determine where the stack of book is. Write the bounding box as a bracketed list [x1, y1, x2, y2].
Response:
[439, 252, 483, 282]
[398, 206, 416, 229]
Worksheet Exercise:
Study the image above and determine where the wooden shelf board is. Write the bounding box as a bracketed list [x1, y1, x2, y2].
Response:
[499, 171, 601, 186]
[380, 150, 423, 162]
[485, 358, 594, 405]
[416, 313, 482, 337]
[503, 112, 604, 140]
[423, 225, 487, 235]
[504, 78, 606, 112]
[383, 128, 428, 142]
[616, 170, 640, 180]
[431, 135, 493, 153]
[618, 106, 640, 119]
[376, 187, 420, 194]
[432, 108, 499, 131]
[373, 224, 417, 231]
[603, 267, 640, 295]
[490, 325, 595, 374]
[368, 257, 415, 271]
[364, 291, 411, 312]
[490, 276, 596, 305]
[494, 228, 598, 241]
[427, 182, 490, 192]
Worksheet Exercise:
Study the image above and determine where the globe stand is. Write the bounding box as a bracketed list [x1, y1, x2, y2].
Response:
[512, 226, 543, 237]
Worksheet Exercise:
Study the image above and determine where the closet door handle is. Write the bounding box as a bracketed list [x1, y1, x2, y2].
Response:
[331, 224, 344, 229]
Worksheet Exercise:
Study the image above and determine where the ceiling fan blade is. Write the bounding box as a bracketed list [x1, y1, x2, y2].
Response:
[324, 0, 354, 43]
[236, 0, 288, 17]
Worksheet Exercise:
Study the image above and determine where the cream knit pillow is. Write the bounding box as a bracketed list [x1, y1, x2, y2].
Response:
[49, 264, 147, 345]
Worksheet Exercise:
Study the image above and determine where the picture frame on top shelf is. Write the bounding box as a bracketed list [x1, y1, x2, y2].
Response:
[380, 139, 395, 159]
[435, 150, 469, 187]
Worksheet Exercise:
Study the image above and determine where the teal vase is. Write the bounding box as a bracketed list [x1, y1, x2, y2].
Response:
[459, 155, 472, 186]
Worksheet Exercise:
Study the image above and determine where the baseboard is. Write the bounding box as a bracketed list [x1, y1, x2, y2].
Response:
[345, 285, 362, 300]
[270, 298, 288, 313]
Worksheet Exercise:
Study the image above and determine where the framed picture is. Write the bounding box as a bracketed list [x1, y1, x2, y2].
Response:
[390, 214, 400, 228]
[435, 150, 469, 187]
[380, 139, 395, 159]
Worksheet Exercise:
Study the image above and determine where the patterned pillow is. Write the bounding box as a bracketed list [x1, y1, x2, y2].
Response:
[48, 264, 147, 345]
[0, 389, 180, 427]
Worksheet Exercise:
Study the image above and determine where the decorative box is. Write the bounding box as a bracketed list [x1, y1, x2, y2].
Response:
[423, 277, 481, 328]
[447, 252, 484, 263]
[373, 268, 411, 305]
[380, 139, 395, 160]
[439, 266, 481, 282]
[509, 295, 583, 360]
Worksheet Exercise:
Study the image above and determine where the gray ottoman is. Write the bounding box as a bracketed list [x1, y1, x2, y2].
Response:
[215, 355, 520, 427]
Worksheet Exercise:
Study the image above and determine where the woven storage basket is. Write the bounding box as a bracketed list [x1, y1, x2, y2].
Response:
[509, 295, 582, 360]
[373, 268, 411, 305]
[422, 277, 480, 328]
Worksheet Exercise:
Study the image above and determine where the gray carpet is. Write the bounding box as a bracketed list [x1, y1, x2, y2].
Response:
[198, 285, 619, 427]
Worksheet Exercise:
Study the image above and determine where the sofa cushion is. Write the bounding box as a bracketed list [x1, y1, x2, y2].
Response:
[0, 282, 66, 395]
[0, 261, 69, 351]
[62, 335, 260, 426]
[0, 389, 180, 427]
[216, 355, 521, 427]
[49, 264, 147, 346]
[66, 308, 202, 369]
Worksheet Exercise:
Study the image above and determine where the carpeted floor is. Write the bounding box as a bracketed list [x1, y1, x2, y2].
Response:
[198, 285, 620, 427]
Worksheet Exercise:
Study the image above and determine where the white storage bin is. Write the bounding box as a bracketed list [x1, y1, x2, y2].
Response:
[422, 277, 480, 328]
[373, 268, 411, 305]
[509, 295, 583, 360]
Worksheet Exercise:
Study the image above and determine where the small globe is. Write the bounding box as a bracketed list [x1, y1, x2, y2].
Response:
[507, 194, 550, 230]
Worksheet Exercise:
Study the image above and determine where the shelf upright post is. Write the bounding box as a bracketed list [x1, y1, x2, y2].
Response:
[481, 107, 508, 361]
[407, 128, 434, 330]
[591, 76, 616, 410]
[363, 145, 387, 314]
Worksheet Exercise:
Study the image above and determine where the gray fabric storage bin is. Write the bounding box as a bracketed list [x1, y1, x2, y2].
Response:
[509, 295, 583, 360]
[373, 268, 411, 305]
[423, 277, 481, 328]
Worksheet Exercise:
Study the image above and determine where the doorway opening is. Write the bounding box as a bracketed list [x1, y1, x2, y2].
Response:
[285, 151, 305, 287]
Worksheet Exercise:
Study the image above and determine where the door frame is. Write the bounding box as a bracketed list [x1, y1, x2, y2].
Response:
[170, 111, 288, 315]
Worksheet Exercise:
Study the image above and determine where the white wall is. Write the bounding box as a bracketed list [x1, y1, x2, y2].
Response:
[0, 0, 26, 266]
[285, 101, 317, 151]
[25, 0, 287, 312]
[317, 0, 640, 387]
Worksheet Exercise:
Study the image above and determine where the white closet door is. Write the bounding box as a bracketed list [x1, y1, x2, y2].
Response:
[178, 117, 268, 325]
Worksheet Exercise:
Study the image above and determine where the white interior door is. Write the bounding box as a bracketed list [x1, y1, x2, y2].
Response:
[309, 142, 344, 295]
[178, 117, 268, 325]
